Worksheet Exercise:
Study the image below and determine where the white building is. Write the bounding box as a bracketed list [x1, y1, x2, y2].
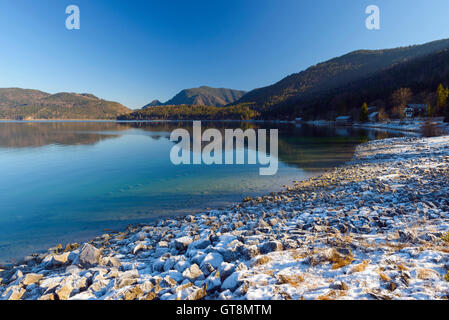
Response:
[405, 104, 427, 119]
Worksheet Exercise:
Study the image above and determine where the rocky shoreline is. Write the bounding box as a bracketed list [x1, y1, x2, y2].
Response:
[1, 135, 449, 300]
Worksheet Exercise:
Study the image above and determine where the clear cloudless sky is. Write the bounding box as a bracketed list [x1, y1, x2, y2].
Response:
[0, 0, 449, 109]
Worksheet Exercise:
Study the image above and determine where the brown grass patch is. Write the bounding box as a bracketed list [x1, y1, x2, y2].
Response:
[351, 260, 370, 273]
[291, 251, 308, 261]
[277, 274, 305, 287]
[309, 248, 354, 269]
[378, 271, 391, 282]
[442, 232, 449, 243]
[329, 251, 354, 270]
[417, 268, 440, 280]
[317, 290, 346, 300]
[252, 256, 272, 267]
[263, 270, 275, 277]
[383, 241, 409, 251]
[397, 264, 409, 271]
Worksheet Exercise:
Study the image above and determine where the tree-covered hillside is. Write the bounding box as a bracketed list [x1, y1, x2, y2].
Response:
[0, 88, 131, 120]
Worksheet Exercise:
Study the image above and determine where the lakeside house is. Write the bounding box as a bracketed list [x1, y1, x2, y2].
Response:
[405, 104, 428, 119]
[335, 115, 352, 125]
[368, 111, 380, 123]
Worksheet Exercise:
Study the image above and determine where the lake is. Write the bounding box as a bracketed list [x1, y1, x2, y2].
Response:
[0, 121, 404, 263]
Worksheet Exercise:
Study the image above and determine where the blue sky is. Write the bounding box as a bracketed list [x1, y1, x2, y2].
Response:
[0, 0, 448, 109]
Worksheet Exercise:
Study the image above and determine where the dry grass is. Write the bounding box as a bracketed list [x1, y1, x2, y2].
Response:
[252, 256, 272, 267]
[288, 249, 315, 261]
[383, 241, 409, 251]
[417, 268, 440, 280]
[329, 250, 354, 270]
[436, 246, 449, 253]
[308, 248, 355, 269]
[442, 232, 449, 243]
[378, 271, 391, 282]
[351, 260, 370, 273]
[317, 290, 346, 300]
[277, 274, 305, 287]
[278, 291, 293, 300]
[263, 270, 275, 277]
[291, 250, 308, 261]
[397, 264, 409, 271]
[325, 235, 353, 247]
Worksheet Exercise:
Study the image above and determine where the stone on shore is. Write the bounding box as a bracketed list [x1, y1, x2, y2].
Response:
[174, 236, 194, 251]
[22, 273, 44, 286]
[78, 243, 101, 267]
[56, 284, 73, 300]
[182, 264, 204, 281]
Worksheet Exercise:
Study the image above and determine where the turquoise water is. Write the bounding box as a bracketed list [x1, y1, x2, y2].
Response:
[0, 121, 403, 263]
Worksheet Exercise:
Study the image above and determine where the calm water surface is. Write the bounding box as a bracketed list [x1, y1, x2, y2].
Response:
[0, 121, 404, 263]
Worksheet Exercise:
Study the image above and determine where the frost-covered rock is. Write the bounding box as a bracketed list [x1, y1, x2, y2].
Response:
[260, 241, 283, 254]
[78, 244, 101, 267]
[188, 239, 211, 250]
[174, 236, 193, 251]
[22, 273, 43, 286]
[205, 271, 221, 293]
[200, 252, 224, 269]
[218, 262, 236, 282]
[221, 271, 243, 292]
[182, 264, 204, 281]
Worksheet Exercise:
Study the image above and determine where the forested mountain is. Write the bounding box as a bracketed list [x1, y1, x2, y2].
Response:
[0, 88, 131, 120]
[7, 38, 449, 121]
[234, 38, 449, 119]
[118, 103, 259, 121]
[143, 86, 246, 108]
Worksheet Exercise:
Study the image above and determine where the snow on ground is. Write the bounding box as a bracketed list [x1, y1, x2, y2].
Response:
[354, 119, 449, 134]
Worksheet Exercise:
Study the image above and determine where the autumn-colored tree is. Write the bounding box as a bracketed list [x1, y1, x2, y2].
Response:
[378, 108, 389, 122]
[427, 104, 435, 117]
[391, 88, 413, 119]
[360, 102, 368, 122]
[436, 84, 449, 114]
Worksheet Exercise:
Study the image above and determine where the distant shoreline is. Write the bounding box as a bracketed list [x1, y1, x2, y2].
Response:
[1, 119, 442, 135]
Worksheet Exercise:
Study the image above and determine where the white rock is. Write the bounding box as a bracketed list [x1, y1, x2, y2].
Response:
[174, 236, 194, 251]
[205, 271, 221, 292]
[221, 271, 243, 291]
[78, 244, 101, 267]
[182, 264, 204, 281]
[200, 252, 224, 269]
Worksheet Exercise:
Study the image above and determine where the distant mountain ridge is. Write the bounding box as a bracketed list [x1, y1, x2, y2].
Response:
[0, 88, 131, 120]
[121, 38, 449, 121]
[234, 38, 449, 118]
[143, 86, 246, 108]
[145, 100, 164, 107]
